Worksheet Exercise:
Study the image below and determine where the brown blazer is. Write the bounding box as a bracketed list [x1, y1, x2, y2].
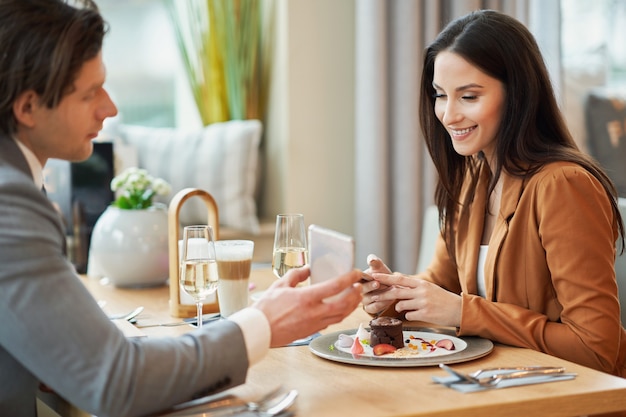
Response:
[419, 161, 626, 377]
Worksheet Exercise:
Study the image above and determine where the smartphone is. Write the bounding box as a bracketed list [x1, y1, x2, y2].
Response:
[308, 224, 355, 285]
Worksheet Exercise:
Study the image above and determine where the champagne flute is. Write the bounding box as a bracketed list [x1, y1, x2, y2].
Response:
[272, 214, 309, 279]
[272, 214, 313, 345]
[179, 225, 218, 329]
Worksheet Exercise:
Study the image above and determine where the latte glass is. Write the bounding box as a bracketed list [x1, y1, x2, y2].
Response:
[215, 240, 254, 317]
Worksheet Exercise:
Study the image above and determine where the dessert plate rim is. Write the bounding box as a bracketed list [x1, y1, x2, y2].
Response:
[308, 326, 494, 368]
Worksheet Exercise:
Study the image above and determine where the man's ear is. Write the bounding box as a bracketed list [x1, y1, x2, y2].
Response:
[13, 90, 40, 128]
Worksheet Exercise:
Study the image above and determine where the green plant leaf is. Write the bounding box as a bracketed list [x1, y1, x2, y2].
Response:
[165, 0, 269, 125]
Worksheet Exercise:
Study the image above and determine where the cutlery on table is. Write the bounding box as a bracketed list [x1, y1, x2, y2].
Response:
[136, 322, 191, 328]
[107, 306, 144, 322]
[157, 387, 298, 416]
[439, 364, 483, 384]
[464, 365, 566, 379]
[439, 363, 566, 386]
[478, 371, 577, 388]
[136, 313, 221, 328]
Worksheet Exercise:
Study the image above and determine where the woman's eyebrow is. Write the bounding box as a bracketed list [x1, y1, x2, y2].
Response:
[456, 83, 484, 91]
[432, 81, 485, 91]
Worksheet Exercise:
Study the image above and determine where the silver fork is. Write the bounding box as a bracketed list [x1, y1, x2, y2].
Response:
[107, 306, 144, 321]
[181, 389, 297, 416]
[255, 389, 298, 416]
[439, 364, 481, 384]
[439, 363, 565, 385]
[158, 386, 295, 416]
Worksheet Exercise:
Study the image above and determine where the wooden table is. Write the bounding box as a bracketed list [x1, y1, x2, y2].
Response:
[81, 269, 626, 417]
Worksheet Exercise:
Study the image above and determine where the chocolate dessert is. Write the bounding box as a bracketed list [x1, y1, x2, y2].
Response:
[369, 316, 404, 349]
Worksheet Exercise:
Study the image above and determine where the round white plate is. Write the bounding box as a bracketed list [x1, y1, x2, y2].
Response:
[309, 327, 494, 367]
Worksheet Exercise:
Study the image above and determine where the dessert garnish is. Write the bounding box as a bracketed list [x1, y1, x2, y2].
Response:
[435, 339, 455, 350]
[355, 323, 371, 343]
[372, 343, 397, 356]
[350, 336, 364, 355]
[337, 333, 354, 348]
[408, 335, 456, 352]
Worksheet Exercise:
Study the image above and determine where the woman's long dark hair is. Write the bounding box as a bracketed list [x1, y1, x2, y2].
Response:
[419, 9, 625, 261]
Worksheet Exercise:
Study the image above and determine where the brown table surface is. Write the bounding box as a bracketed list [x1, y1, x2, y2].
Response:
[80, 269, 626, 417]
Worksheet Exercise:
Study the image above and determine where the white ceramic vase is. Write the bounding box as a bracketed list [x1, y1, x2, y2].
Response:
[88, 203, 169, 287]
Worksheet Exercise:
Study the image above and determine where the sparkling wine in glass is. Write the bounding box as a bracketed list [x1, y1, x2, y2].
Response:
[272, 214, 313, 344]
[272, 214, 309, 279]
[180, 225, 218, 328]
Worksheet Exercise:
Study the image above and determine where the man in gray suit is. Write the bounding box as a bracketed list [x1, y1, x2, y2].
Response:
[0, 1, 363, 416]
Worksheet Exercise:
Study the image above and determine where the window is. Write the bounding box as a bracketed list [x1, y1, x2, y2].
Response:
[99, 0, 199, 128]
[561, 0, 626, 195]
[561, 0, 626, 87]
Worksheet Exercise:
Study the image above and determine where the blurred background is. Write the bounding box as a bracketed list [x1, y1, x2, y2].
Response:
[76, 0, 626, 272]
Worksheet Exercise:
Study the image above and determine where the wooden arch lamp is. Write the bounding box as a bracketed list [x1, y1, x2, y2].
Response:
[168, 188, 220, 318]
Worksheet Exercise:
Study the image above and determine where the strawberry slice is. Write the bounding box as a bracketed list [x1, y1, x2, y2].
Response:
[435, 338, 455, 350]
[372, 343, 397, 356]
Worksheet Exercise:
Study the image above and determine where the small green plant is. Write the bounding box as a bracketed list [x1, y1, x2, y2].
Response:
[110, 167, 171, 210]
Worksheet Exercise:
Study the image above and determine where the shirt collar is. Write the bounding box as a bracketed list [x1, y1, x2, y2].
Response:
[12, 137, 44, 190]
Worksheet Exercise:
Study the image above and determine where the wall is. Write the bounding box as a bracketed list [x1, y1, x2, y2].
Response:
[263, 0, 356, 236]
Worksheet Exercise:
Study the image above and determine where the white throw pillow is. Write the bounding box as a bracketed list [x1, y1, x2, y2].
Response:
[116, 120, 262, 234]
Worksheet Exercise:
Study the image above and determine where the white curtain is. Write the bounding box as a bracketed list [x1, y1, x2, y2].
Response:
[354, 0, 560, 272]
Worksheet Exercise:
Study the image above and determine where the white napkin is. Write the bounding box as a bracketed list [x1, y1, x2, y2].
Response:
[432, 370, 577, 393]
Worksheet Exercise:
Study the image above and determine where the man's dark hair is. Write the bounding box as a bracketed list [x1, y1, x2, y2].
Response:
[0, 0, 107, 136]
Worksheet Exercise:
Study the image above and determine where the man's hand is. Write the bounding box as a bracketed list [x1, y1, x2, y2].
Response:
[252, 266, 363, 347]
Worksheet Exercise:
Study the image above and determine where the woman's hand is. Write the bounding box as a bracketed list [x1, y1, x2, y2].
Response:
[370, 273, 462, 327]
[361, 254, 395, 315]
[253, 266, 363, 347]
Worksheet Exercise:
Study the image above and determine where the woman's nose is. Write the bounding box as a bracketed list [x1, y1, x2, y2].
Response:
[441, 101, 462, 125]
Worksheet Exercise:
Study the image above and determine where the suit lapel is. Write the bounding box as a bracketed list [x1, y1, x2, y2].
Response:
[0, 134, 67, 255]
[0, 134, 33, 178]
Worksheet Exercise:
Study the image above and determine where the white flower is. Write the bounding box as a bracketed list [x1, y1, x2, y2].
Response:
[110, 167, 171, 209]
[152, 178, 171, 196]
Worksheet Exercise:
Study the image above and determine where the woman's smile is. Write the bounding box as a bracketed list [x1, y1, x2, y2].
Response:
[449, 125, 477, 138]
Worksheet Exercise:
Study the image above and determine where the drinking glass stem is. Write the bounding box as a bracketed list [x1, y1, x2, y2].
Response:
[196, 301, 203, 329]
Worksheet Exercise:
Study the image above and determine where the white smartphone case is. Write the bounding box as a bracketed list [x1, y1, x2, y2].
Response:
[308, 224, 354, 285]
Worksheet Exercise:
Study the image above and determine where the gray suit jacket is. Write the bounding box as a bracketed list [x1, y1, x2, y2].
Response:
[0, 135, 249, 417]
